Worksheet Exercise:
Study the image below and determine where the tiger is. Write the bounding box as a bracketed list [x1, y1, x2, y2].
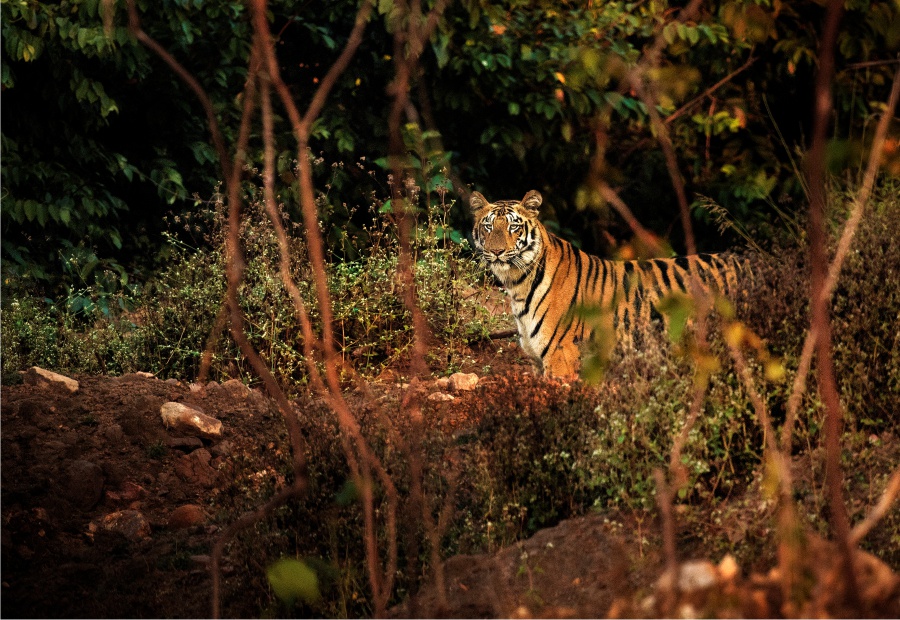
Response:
[469, 189, 742, 378]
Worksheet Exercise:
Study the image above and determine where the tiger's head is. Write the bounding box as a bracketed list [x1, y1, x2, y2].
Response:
[469, 190, 545, 278]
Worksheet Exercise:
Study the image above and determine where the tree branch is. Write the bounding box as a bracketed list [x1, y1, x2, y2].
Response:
[665, 55, 757, 125]
[805, 0, 859, 604]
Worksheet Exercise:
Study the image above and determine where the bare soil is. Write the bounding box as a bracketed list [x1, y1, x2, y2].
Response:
[0, 342, 540, 618]
[2, 340, 899, 618]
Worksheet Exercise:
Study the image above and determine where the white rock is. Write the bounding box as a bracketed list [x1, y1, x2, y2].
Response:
[92, 510, 151, 542]
[23, 366, 79, 393]
[449, 372, 479, 392]
[427, 392, 456, 402]
[160, 402, 223, 439]
[676, 560, 718, 592]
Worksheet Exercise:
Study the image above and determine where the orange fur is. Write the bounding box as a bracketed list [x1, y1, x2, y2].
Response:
[470, 190, 741, 378]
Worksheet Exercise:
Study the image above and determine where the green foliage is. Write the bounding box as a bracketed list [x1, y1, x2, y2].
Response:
[450, 342, 761, 550]
[1, 168, 503, 383]
[6, 0, 900, 294]
[1, 0, 283, 288]
[430, 0, 899, 250]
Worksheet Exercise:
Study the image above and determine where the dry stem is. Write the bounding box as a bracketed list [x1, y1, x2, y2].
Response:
[805, 0, 859, 603]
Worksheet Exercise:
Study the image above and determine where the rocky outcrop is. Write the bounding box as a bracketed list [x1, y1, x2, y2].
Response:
[159, 402, 222, 439]
[23, 367, 79, 394]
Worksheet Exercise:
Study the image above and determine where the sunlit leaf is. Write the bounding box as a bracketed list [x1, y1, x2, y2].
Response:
[764, 360, 785, 382]
[266, 558, 321, 606]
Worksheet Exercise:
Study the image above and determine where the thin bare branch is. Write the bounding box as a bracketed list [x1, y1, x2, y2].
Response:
[198, 293, 229, 383]
[725, 336, 804, 608]
[597, 183, 668, 256]
[127, 6, 306, 455]
[850, 467, 900, 545]
[249, 4, 408, 614]
[624, 0, 707, 257]
[298, 1, 375, 135]
[251, 0, 372, 388]
[125, 0, 231, 180]
[588, 0, 704, 254]
[258, 66, 327, 394]
[127, 10, 316, 617]
[665, 55, 757, 125]
[383, 4, 453, 614]
[805, 0, 858, 602]
[636, 80, 697, 254]
[211, 480, 306, 618]
[652, 468, 678, 615]
[385, 0, 451, 378]
[728, 343, 779, 456]
[669, 377, 707, 487]
[846, 58, 900, 70]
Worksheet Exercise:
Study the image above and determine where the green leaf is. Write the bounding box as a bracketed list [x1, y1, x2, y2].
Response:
[656, 292, 694, 343]
[663, 23, 676, 45]
[23, 200, 37, 222]
[335, 479, 358, 506]
[686, 26, 699, 45]
[1, 61, 14, 88]
[266, 558, 321, 605]
[35, 203, 48, 226]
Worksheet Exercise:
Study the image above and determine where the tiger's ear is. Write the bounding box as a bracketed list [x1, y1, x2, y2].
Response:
[521, 190, 542, 214]
[470, 191, 490, 215]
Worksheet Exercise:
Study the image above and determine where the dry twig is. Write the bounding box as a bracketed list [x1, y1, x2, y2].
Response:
[805, 0, 859, 603]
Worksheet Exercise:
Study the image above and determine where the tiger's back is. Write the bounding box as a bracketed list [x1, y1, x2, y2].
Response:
[470, 190, 742, 378]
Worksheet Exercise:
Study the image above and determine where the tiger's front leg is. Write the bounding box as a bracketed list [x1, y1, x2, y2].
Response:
[541, 341, 581, 381]
[517, 338, 545, 376]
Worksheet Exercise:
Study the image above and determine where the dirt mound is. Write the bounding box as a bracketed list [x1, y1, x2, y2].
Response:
[391, 513, 640, 618]
[4, 361, 898, 618]
[1, 371, 292, 618]
[0, 357, 530, 618]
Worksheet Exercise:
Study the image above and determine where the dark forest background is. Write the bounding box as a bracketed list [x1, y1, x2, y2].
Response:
[3, 0, 899, 298]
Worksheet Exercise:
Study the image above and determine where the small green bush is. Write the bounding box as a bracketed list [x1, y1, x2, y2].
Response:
[452, 336, 762, 551]
[1, 171, 506, 386]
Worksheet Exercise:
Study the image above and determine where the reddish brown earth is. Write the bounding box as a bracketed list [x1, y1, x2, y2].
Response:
[3, 346, 899, 618]
[0, 366, 648, 619]
[2, 372, 289, 617]
[0, 340, 536, 618]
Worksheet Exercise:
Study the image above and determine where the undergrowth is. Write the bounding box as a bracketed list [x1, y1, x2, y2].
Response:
[225, 174, 899, 613]
[3, 181, 898, 616]
[1, 163, 507, 385]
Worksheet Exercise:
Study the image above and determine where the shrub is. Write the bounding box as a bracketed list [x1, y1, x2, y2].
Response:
[452, 333, 763, 552]
[1, 169, 507, 386]
[741, 180, 900, 434]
